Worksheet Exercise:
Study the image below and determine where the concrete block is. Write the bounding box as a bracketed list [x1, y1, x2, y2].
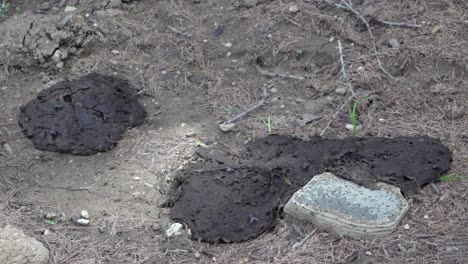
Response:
[284, 172, 409, 239]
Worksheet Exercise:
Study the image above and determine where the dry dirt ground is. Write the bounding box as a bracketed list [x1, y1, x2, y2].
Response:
[0, 0, 467, 263]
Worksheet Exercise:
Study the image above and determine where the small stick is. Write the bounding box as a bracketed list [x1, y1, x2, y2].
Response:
[337, 39, 357, 98]
[225, 88, 268, 124]
[320, 95, 354, 136]
[292, 229, 317, 250]
[324, 0, 396, 80]
[256, 65, 306, 81]
[376, 19, 422, 29]
[167, 25, 192, 38]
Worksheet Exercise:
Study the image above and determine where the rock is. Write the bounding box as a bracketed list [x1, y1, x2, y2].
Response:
[76, 219, 90, 226]
[56, 61, 64, 68]
[186, 131, 196, 137]
[345, 123, 362, 132]
[388, 38, 400, 52]
[224, 42, 232, 48]
[39, 2, 51, 11]
[133, 176, 141, 181]
[431, 25, 442, 35]
[45, 212, 59, 220]
[284, 172, 409, 239]
[270, 87, 278, 94]
[52, 50, 63, 64]
[0, 225, 49, 264]
[219, 122, 236, 132]
[288, 4, 300, 13]
[107, 0, 122, 8]
[404, 224, 410, 230]
[111, 50, 120, 55]
[64, 6, 78, 13]
[165, 223, 184, 238]
[335, 87, 347, 95]
[151, 223, 162, 232]
[80, 210, 89, 219]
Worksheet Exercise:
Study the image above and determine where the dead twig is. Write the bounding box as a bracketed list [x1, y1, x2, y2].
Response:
[337, 39, 357, 98]
[324, 0, 396, 80]
[167, 25, 192, 38]
[256, 65, 306, 81]
[376, 19, 422, 29]
[291, 229, 317, 250]
[320, 95, 354, 136]
[225, 88, 268, 124]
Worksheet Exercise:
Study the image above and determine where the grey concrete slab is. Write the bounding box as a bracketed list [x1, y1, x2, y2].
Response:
[284, 172, 409, 239]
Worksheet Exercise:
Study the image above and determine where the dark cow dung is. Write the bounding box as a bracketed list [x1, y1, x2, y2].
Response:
[18, 73, 146, 155]
[171, 135, 452, 243]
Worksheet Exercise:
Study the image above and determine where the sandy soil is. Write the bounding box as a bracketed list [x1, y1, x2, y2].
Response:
[0, 0, 467, 263]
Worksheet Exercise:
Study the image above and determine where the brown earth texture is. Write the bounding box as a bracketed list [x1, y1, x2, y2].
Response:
[0, 0, 467, 263]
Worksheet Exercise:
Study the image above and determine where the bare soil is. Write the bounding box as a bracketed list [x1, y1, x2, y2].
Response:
[0, 0, 467, 263]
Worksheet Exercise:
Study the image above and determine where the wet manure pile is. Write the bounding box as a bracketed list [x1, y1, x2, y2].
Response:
[18, 73, 146, 155]
[171, 135, 452, 243]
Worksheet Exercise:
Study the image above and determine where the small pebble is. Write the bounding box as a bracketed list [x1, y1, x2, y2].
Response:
[166, 223, 184, 237]
[144, 183, 154, 188]
[224, 42, 233, 48]
[365, 251, 372, 256]
[161, 70, 167, 75]
[45, 212, 59, 220]
[404, 224, 410, 230]
[423, 215, 429, 219]
[64, 6, 78, 13]
[43, 229, 52, 236]
[133, 176, 141, 181]
[111, 50, 120, 55]
[219, 122, 236, 132]
[80, 210, 89, 219]
[77, 218, 90, 226]
[226, 51, 232, 58]
[194, 251, 201, 258]
[186, 131, 196, 137]
[345, 124, 362, 131]
[267, 34, 272, 38]
[270, 87, 278, 93]
[181, 123, 187, 127]
[288, 4, 300, 13]
[151, 223, 161, 232]
[335, 87, 347, 95]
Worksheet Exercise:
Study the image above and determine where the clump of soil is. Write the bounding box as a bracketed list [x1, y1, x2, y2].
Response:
[18, 73, 146, 155]
[171, 135, 452, 243]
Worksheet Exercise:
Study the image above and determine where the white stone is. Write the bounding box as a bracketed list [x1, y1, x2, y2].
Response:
[0, 225, 49, 264]
[224, 42, 232, 48]
[77, 219, 90, 226]
[166, 223, 184, 237]
[345, 124, 362, 131]
[219, 122, 236, 132]
[284, 172, 409, 239]
[335, 87, 347, 95]
[288, 4, 300, 13]
[80, 210, 89, 219]
[52, 50, 62, 64]
[133, 176, 141, 181]
[111, 50, 120, 55]
[404, 224, 410, 230]
[64, 6, 78, 13]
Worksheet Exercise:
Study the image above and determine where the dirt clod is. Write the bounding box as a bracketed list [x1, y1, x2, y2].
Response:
[171, 135, 452, 243]
[18, 73, 146, 155]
